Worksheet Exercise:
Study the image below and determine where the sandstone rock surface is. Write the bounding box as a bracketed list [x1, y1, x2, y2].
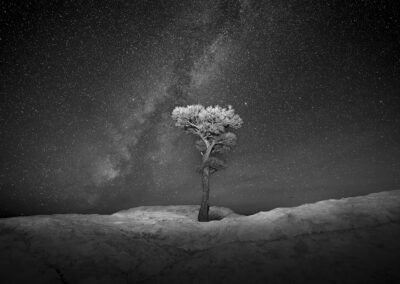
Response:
[1, 190, 400, 283]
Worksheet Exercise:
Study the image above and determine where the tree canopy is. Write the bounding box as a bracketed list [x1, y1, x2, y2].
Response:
[172, 104, 243, 149]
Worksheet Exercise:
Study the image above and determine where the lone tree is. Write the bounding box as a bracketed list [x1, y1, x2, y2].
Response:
[172, 105, 243, 221]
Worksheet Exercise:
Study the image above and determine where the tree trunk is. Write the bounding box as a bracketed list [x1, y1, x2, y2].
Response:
[197, 141, 214, 222]
[198, 165, 210, 222]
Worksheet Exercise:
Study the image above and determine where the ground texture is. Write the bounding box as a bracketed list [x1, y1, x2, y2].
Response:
[1, 190, 400, 283]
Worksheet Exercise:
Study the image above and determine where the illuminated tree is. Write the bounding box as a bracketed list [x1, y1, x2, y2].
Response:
[171, 105, 243, 221]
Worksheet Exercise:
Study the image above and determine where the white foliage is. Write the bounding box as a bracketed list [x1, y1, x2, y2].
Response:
[171, 104, 243, 139]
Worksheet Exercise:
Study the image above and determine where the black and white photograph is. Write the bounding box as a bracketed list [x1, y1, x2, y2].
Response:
[1, 0, 400, 283]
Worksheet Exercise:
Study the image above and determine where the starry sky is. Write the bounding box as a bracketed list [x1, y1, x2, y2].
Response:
[1, 0, 400, 217]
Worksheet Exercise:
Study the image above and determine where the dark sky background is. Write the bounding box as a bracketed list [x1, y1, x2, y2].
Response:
[1, 0, 399, 217]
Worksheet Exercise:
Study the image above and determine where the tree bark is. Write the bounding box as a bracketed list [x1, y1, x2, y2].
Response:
[198, 142, 214, 222]
[198, 165, 210, 222]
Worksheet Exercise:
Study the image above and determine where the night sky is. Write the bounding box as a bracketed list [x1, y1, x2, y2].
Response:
[1, 0, 399, 217]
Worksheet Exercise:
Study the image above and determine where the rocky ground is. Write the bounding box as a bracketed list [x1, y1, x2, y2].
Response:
[1, 190, 400, 283]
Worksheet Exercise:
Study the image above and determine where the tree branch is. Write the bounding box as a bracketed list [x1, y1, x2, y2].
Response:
[199, 134, 210, 149]
[187, 121, 199, 129]
[209, 140, 216, 153]
[202, 140, 216, 162]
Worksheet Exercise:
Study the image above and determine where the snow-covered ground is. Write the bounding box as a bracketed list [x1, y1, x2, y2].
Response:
[1, 190, 400, 283]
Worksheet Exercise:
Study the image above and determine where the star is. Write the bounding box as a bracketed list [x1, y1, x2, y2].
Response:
[0, 0, 399, 217]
